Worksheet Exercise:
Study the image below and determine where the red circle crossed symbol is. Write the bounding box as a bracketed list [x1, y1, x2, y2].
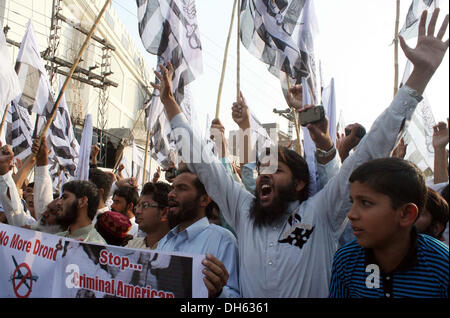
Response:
[12, 263, 33, 298]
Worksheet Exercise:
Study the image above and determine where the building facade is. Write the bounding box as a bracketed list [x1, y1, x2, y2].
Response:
[1, 0, 157, 180]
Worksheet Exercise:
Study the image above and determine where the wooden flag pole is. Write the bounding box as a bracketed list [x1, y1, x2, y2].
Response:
[215, 0, 238, 119]
[142, 129, 151, 185]
[237, 0, 241, 100]
[0, 103, 10, 137]
[35, 0, 112, 150]
[286, 74, 302, 155]
[394, 0, 401, 97]
[112, 108, 145, 172]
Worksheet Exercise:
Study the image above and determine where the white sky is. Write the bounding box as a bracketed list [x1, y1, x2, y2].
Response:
[112, 0, 449, 137]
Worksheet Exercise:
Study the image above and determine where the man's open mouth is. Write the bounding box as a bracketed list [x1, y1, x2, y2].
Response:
[259, 181, 273, 202]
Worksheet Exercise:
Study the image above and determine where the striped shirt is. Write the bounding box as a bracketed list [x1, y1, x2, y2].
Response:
[329, 230, 449, 298]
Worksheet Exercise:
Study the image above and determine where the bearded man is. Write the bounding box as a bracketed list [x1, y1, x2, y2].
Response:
[55, 180, 106, 244]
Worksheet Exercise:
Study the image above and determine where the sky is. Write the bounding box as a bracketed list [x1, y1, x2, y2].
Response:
[111, 0, 449, 139]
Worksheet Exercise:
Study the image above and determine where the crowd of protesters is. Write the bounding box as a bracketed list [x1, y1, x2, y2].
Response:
[0, 9, 448, 298]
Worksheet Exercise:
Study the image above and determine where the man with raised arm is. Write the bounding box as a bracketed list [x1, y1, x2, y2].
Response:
[151, 9, 449, 297]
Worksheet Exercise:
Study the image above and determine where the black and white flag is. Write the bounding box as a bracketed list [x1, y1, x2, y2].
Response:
[240, 0, 320, 103]
[137, 0, 203, 168]
[47, 79, 80, 178]
[6, 101, 34, 161]
[399, 0, 439, 40]
[14, 20, 55, 119]
[398, 61, 436, 175]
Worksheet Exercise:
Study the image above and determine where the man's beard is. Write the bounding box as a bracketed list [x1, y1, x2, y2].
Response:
[34, 222, 63, 234]
[168, 197, 200, 229]
[55, 200, 79, 229]
[250, 180, 298, 227]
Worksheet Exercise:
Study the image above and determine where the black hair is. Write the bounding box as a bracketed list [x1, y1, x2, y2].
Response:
[440, 184, 449, 204]
[349, 158, 427, 214]
[141, 182, 172, 208]
[89, 168, 113, 202]
[425, 187, 449, 238]
[175, 165, 207, 197]
[277, 146, 310, 203]
[114, 186, 139, 207]
[205, 200, 220, 219]
[62, 180, 100, 221]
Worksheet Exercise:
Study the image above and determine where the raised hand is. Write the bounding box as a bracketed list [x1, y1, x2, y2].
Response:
[401, 9, 449, 95]
[150, 62, 181, 120]
[286, 84, 303, 111]
[0, 144, 15, 175]
[231, 92, 250, 130]
[210, 118, 227, 158]
[432, 118, 450, 183]
[300, 105, 333, 152]
[392, 137, 408, 159]
[151, 62, 175, 105]
[90, 145, 100, 164]
[152, 166, 161, 183]
[35, 136, 50, 167]
[336, 125, 363, 162]
[210, 118, 225, 139]
[432, 119, 449, 150]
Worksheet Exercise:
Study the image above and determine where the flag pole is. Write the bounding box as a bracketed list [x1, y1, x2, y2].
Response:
[35, 0, 111, 150]
[237, 0, 241, 100]
[286, 74, 302, 155]
[112, 108, 145, 172]
[57, 165, 63, 194]
[394, 0, 401, 97]
[215, 0, 238, 119]
[142, 129, 151, 185]
[0, 103, 10, 137]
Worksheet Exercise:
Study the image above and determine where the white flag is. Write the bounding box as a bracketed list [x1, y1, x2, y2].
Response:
[75, 114, 93, 181]
[0, 31, 21, 110]
[301, 77, 319, 195]
[322, 78, 337, 146]
[399, 0, 439, 40]
[14, 20, 54, 118]
[399, 61, 436, 174]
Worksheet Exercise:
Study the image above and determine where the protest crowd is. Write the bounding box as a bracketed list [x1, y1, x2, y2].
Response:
[0, 0, 449, 299]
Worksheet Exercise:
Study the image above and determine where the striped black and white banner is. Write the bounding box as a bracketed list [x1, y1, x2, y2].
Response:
[6, 101, 34, 161]
[46, 80, 80, 179]
[16, 21, 78, 179]
[137, 0, 203, 167]
[241, 0, 321, 103]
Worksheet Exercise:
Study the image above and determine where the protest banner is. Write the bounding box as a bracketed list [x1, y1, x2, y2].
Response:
[0, 223, 208, 298]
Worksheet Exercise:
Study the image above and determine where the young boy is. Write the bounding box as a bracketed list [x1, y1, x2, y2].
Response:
[329, 158, 449, 298]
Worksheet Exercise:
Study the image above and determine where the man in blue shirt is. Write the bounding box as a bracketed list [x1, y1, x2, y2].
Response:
[156, 165, 240, 298]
